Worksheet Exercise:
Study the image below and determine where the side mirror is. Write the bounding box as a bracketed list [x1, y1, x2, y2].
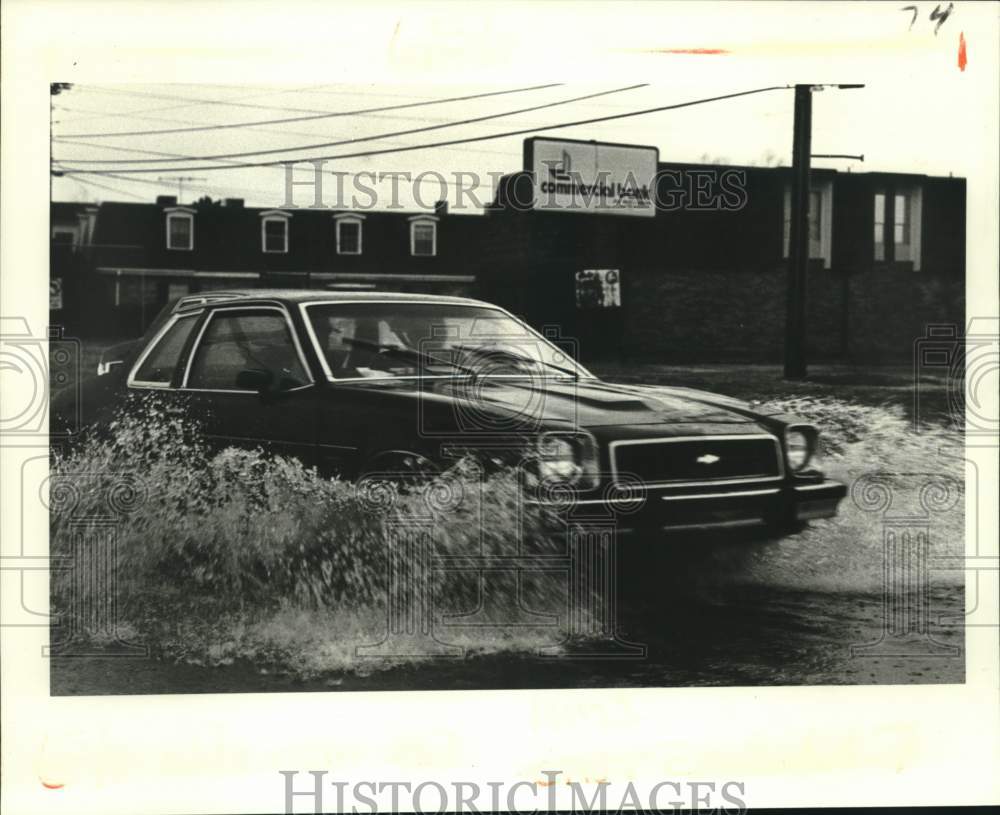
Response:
[235, 368, 275, 395]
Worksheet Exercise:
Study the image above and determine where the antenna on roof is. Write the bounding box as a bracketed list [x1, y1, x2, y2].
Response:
[157, 176, 207, 202]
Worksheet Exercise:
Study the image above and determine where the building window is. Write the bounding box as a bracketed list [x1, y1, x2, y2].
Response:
[409, 216, 438, 257]
[874, 192, 886, 261]
[894, 193, 909, 245]
[261, 212, 291, 253]
[263, 218, 288, 253]
[165, 209, 195, 251]
[873, 186, 921, 268]
[783, 181, 833, 268]
[335, 215, 364, 255]
[808, 189, 822, 242]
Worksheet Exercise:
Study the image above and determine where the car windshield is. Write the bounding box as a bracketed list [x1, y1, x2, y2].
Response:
[304, 302, 588, 381]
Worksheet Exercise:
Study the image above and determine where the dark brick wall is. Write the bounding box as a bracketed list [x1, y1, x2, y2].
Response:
[616, 264, 963, 364]
[845, 268, 965, 363]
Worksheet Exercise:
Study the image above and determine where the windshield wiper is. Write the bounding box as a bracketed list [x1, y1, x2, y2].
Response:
[341, 337, 478, 377]
[452, 344, 580, 379]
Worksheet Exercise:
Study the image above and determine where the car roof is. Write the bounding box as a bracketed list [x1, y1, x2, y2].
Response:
[172, 288, 496, 314]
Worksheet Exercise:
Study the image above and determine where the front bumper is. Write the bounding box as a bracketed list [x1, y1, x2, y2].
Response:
[550, 478, 847, 533]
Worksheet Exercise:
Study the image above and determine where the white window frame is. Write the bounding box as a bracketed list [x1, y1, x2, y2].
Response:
[409, 215, 438, 257]
[892, 185, 923, 271]
[260, 211, 291, 254]
[782, 180, 833, 269]
[165, 207, 195, 251]
[334, 213, 365, 255]
[874, 190, 887, 261]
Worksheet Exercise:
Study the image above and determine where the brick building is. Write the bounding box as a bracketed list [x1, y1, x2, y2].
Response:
[51, 196, 484, 338]
[50, 138, 965, 362]
[479, 158, 965, 362]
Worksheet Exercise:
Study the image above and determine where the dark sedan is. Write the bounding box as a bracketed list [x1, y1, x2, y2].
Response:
[53, 289, 846, 534]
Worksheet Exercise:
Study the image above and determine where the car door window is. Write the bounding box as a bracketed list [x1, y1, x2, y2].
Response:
[186, 310, 309, 391]
[132, 314, 198, 386]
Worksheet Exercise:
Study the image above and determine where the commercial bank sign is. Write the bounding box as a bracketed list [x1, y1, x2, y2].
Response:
[525, 137, 658, 217]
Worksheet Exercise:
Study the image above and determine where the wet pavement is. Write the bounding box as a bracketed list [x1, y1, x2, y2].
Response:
[51, 530, 965, 695]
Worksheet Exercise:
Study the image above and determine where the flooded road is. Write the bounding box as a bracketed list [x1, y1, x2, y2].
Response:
[50, 397, 967, 695]
[51, 533, 965, 695]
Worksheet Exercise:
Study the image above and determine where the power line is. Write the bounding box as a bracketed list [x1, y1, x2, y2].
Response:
[54, 157, 505, 206]
[55, 136, 520, 166]
[70, 174, 148, 201]
[53, 84, 334, 125]
[55, 84, 647, 165]
[55, 109, 527, 158]
[57, 84, 791, 176]
[55, 165, 503, 199]
[54, 106, 386, 143]
[55, 167, 296, 200]
[71, 84, 383, 115]
[75, 83, 487, 117]
[55, 83, 562, 139]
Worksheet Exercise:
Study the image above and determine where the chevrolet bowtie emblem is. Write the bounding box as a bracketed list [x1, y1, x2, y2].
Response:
[696, 454, 720, 465]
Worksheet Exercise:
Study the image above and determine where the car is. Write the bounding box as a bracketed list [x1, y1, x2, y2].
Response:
[52, 289, 846, 534]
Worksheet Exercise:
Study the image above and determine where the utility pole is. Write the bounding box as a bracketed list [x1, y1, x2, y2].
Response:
[783, 83, 864, 379]
[784, 84, 812, 380]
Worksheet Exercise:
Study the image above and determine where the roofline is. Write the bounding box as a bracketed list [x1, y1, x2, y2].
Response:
[491, 164, 966, 183]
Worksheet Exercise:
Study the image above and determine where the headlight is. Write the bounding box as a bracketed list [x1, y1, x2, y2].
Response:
[535, 432, 599, 488]
[784, 427, 814, 472]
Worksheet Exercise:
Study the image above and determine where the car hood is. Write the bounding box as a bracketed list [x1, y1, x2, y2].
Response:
[336, 376, 775, 429]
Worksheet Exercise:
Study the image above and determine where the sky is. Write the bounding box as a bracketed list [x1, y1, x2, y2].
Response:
[46, 2, 994, 215]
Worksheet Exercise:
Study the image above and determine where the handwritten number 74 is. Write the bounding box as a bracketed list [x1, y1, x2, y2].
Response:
[902, 2, 954, 34]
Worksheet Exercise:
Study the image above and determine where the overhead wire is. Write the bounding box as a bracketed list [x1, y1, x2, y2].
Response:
[57, 84, 646, 163]
[55, 83, 562, 138]
[56, 85, 790, 176]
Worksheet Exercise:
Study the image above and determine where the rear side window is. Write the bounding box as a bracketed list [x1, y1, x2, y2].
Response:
[186, 310, 308, 391]
[132, 315, 198, 386]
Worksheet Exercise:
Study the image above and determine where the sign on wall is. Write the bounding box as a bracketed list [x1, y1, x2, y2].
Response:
[49, 278, 63, 310]
[576, 269, 622, 308]
[525, 137, 658, 217]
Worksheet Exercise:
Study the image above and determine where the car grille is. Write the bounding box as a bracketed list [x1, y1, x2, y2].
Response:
[611, 435, 783, 486]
